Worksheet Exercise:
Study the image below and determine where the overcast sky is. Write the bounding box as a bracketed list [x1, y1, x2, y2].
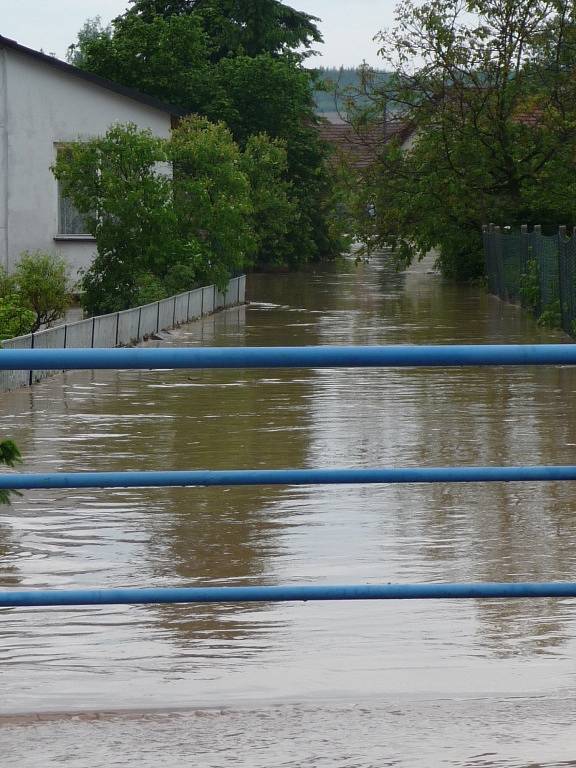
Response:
[0, 0, 396, 67]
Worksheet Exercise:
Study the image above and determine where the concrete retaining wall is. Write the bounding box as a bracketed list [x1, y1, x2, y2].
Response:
[0, 276, 246, 392]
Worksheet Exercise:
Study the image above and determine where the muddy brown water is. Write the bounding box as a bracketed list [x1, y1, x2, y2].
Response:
[1, 252, 576, 766]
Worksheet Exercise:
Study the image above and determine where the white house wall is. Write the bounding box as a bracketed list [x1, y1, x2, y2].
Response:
[3, 47, 172, 278]
[0, 50, 8, 273]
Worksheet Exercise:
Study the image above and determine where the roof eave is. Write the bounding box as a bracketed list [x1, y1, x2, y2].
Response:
[0, 34, 188, 118]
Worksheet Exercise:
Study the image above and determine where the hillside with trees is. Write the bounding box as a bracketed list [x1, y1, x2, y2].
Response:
[313, 67, 394, 119]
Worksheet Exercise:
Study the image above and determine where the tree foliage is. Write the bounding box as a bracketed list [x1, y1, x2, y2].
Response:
[0, 440, 21, 505]
[67, 3, 344, 270]
[53, 120, 259, 313]
[11, 252, 71, 332]
[125, 0, 322, 60]
[240, 133, 297, 266]
[0, 281, 65, 530]
[66, 16, 112, 66]
[0, 297, 35, 341]
[68, 14, 217, 115]
[53, 124, 178, 314]
[0, 253, 70, 339]
[169, 115, 255, 287]
[356, 0, 576, 280]
[212, 54, 345, 263]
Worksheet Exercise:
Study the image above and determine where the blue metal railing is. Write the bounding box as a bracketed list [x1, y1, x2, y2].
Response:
[1, 344, 576, 369]
[3, 583, 576, 608]
[3, 466, 576, 490]
[1, 344, 575, 609]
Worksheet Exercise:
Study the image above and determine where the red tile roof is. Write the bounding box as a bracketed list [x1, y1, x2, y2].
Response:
[317, 118, 412, 169]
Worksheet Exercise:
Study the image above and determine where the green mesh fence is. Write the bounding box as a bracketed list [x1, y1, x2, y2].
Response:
[534, 233, 560, 308]
[483, 226, 571, 333]
[501, 231, 524, 303]
[558, 235, 576, 335]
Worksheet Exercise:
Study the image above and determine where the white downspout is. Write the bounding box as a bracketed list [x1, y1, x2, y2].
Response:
[0, 47, 8, 271]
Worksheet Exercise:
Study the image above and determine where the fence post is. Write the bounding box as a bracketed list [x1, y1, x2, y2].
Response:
[558, 226, 569, 333]
[493, 225, 503, 300]
[520, 225, 529, 302]
[482, 225, 492, 293]
[532, 225, 543, 316]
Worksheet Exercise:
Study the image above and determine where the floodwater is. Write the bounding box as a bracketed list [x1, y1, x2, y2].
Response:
[1, 253, 576, 766]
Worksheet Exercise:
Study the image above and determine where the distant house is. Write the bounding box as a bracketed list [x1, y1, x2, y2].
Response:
[0, 35, 184, 278]
[317, 115, 413, 170]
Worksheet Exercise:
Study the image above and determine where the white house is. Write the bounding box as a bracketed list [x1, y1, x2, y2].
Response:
[0, 34, 183, 278]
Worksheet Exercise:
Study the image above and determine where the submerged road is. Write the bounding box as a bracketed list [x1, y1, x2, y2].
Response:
[1, 252, 576, 766]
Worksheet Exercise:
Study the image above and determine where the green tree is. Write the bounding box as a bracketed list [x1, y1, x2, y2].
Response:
[357, 0, 576, 280]
[0, 297, 35, 341]
[213, 54, 344, 264]
[0, 254, 69, 339]
[125, 0, 322, 60]
[68, 3, 344, 268]
[239, 133, 296, 266]
[53, 124, 179, 314]
[68, 13, 217, 115]
[170, 115, 255, 287]
[52, 120, 256, 312]
[66, 16, 112, 66]
[11, 252, 71, 332]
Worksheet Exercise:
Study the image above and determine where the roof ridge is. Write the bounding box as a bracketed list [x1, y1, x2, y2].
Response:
[0, 34, 187, 117]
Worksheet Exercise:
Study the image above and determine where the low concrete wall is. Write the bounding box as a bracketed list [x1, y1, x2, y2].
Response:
[117, 309, 140, 347]
[0, 334, 32, 390]
[0, 275, 246, 392]
[158, 297, 175, 331]
[65, 318, 94, 348]
[31, 325, 67, 383]
[93, 313, 118, 349]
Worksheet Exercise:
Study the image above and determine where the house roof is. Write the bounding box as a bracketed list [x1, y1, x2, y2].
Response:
[0, 34, 187, 117]
[317, 117, 412, 169]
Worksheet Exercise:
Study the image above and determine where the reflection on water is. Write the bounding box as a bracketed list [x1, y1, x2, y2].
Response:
[2, 253, 576, 764]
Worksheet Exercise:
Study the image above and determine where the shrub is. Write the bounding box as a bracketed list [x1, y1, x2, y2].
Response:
[538, 300, 562, 329]
[519, 258, 541, 312]
[163, 262, 199, 296]
[11, 252, 71, 332]
[0, 297, 35, 341]
[0, 440, 21, 505]
[132, 272, 167, 306]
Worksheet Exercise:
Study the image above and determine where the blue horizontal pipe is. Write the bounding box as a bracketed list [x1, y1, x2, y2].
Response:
[1, 344, 576, 370]
[1, 465, 576, 490]
[2, 582, 576, 607]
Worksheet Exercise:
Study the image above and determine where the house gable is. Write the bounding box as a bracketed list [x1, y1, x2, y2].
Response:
[0, 34, 186, 118]
[0, 37, 179, 276]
